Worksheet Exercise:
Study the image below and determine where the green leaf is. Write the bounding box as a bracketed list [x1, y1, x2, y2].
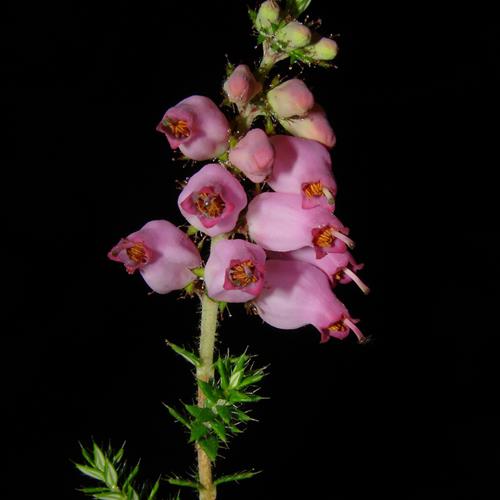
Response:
[257, 33, 266, 44]
[148, 478, 161, 499]
[75, 463, 104, 481]
[104, 458, 118, 488]
[286, 0, 312, 17]
[79, 443, 94, 467]
[166, 477, 200, 489]
[166, 340, 201, 367]
[248, 7, 257, 24]
[199, 437, 219, 462]
[215, 357, 229, 391]
[228, 369, 243, 389]
[94, 493, 125, 500]
[123, 462, 140, 490]
[210, 419, 227, 442]
[112, 444, 125, 465]
[164, 404, 191, 429]
[197, 380, 221, 403]
[93, 443, 106, 472]
[189, 421, 210, 442]
[214, 470, 261, 486]
[229, 391, 263, 403]
[215, 404, 231, 424]
[79, 487, 109, 494]
[185, 404, 215, 422]
[234, 409, 256, 422]
[238, 371, 265, 389]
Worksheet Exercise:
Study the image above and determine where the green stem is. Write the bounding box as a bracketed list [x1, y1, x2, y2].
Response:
[196, 237, 224, 500]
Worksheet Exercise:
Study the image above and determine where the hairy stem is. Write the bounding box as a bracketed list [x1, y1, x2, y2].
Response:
[196, 239, 222, 500]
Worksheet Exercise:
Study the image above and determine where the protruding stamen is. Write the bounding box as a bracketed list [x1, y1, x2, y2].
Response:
[322, 187, 336, 206]
[343, 317, 366, 343]
[229, 260, 258, 288]
[342, 267, 370, 295]
[332, 230, 355, 249]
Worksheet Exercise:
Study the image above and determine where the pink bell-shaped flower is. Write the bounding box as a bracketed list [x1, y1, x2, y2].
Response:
[254, 259, 365, 343]
[229, 128, 275, 183]
[178, 163, 247, 237]
[267, 135, 336, 209]
[247, 192, 354, 256]
[267, 79, 315, 119]
[280, 104, 336, 149]
[156, 95, 230, 161]
[223, 64, 263, 107]
[268, 247, 369, 294]
[107, 220, 202, 294]
[205, 239, 266, 303]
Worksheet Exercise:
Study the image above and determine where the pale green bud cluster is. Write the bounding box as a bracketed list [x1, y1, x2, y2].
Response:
[276, 21, 312, 49]
[255, 0, 281, 33]
[304, 36, 338, 61]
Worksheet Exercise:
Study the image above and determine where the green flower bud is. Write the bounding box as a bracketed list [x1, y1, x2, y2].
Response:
[305, 37, 339, 61]
[276, 21, 311, 49]
[255, 0, 281, 33]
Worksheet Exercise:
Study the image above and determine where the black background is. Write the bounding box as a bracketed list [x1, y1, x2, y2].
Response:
[3, 1, 499, 499]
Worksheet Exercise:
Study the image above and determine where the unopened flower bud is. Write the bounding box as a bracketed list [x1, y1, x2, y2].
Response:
[255, 0, 280, 33]
[305, 37, 338, 61]
[280, 104, 336, 149]
[223, 64, 262, 106]
[267, 79, 315, 119]
[276, 21, 311, 49]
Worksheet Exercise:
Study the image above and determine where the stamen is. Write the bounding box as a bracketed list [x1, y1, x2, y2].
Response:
[322, 187, 336, 206]
[195, 191, 225, 218]
[343, 318, 366, 343]
[126, 242, 149, 265]
[303, 181, 324, 198]
[342, 268, 370, 295]
[313, 226, 335, 248]
[229, 260, 258, 288]
[327, 319, 347, 333]
[332, 230, 355, 249]
[163, 118, 190, 138]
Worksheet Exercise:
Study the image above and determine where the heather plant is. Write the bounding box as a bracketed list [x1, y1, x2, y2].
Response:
[75, 1, 369, 499]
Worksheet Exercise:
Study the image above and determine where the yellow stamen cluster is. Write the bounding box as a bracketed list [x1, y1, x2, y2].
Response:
[303, 181, 324, 198]
[229, 260, 258, 288]
[328, 320, 345, 332]
[167, 119, 190, 138]
[195, 193, 225, 218]
[314, 226, 335, 248]
[126, 242, 148, 265]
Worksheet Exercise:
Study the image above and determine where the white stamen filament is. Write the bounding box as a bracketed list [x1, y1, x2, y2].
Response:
[343, 318, 366, 343]
[343, 268, 370, 295]
[322, 187, 335, 206]
[332, 230, 355, 249]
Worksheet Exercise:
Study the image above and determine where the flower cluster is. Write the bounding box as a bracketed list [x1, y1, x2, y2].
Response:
[108, 1, 368, 344]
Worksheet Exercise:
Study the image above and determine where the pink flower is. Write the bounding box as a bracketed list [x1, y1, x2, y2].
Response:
[254, 260, 365, 343]
[223, 64, 263, 107]
[267, 79, 315, 119]
[205, 239, 266, 303]
[280, 104, 336, 149]
[229, 129, 275, 183]
[156, 95, 230, 161]
[178, 163, 247, 237]
[107, 220, 202, 294]
[247, 192, 354, 256]
[267, 135, 336, 209]
[268, 247, 369, 294]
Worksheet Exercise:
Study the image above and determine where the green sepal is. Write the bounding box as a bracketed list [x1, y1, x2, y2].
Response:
[214, 470, 261, 486]
[218, 301, 227, 315]
[147, 478, 160, 500]
[185, 404, 215, 422]
[166, 477, 200, 489]
[164, 404, 191, 429]
[122, 462, 141, 490]
[166, 340, 201, 367]
[112, 444, 125, 465]
[191, 267, 205, 278]
[189, 421, 210, 442]
[199, 436, 219, 462]
[186, 225, 198, 236]
[238, 370, 266, 389]
[248, 7, 257, 24]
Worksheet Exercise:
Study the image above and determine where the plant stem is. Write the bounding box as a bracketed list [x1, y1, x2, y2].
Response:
[196, 239, 222, 500]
